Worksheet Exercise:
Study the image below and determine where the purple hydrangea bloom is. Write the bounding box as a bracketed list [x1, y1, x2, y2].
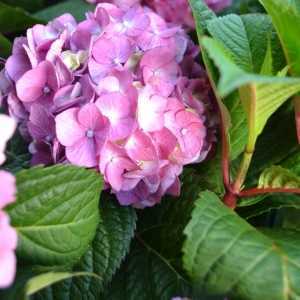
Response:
[1, 2, 216, 208]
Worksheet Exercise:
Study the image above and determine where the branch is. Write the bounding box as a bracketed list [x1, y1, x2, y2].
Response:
[239, 187, 300, 197]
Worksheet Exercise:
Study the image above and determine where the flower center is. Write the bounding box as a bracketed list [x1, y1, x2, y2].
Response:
[45, 135, 52, 142]
[43, 85, 51, 95]
[86, 129, 94, 138]
[181, 128, 188, 135]
[123, 20, 133, 29]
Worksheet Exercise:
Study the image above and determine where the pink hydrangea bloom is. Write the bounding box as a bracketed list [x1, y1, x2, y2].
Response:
[0, 115, 17, 289]
[0, 211, 17, 289]
[1, 3, 216, 208]
[0, 115, 16, 165]
[86, 0, 232, 28]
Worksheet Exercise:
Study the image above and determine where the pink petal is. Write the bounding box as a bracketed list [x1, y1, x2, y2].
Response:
[100, 142, 138, 191]
[116, 190, 139, 206]
[0, 211, 17, 288]
[151, 128, 177, 159]
[88, 58, 111, 83]
[77, 103, 108, 131]
[5, 53, 31, 82]
[137, 88, 167, 132]
[109, 116, 135, 141]
[28, 104, 55, 141]
[140, 46, 175, 69]
[16, 61, 57, 103]
[96, 92, 132, 120]
[125, 130, 159, 175]
[105, 158, 127, 191]
[0, 250, 17, 288]
[0, 212, 17, 250]
[0, 115, 16, 165]
[92, 36, 132, 65]
[55, 108, 85, 147]
[0, 171, 16, 209]
[66, 137, 97, 167]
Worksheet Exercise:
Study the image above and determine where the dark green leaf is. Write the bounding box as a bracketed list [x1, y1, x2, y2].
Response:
[25, 272, 100, 298]
[188, 0, 216, 34]
[0, 2, 42, 33]
[183, 191, 300, 300]
[247, 103, 298, 182]
[3, 131, 30, 173]
[222, 0, 264, 15]
[0, 33, 11, 58]
[1, 0, 46, 13]
[259, 0, 300, 75]
[7, 165, 102, 267]
[188, 0, 218, 82]
[101, 241, 195, 300]
[137, 169, 206, 267]
[202, 35, 300, 148]
[239, 194, 300, 220]
[33, 195, 136, 299]
[225, 92, 248, 160]
[258, 166, 300, 189]
[281, 151, 300, 176]
[34, 0, 94, 22]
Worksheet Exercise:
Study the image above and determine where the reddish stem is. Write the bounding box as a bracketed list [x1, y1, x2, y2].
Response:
[223, 192, 237, 209]
[239, 187, 300, 197]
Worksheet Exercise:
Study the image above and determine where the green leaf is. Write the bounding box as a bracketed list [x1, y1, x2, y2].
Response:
[258, 166, 300, 189]
[0, 2, 42, 33]
[202, 36, 300, 148]
[32, 195, 136, 299]
[260, 38, 273, 75]
[281, 151, 300, 177]
[239, 194, 300, 220]
[7, 165, 103, 267]
[281, 208, 300, 230]
[222, 0, 264, 15]
[239, 79, 300, 150]
[134, 168, 224, 299]
[183, 191, 300, 300]
[101, 241, 194, 300]
[259, 0, 300, 76]
[3, 131, 30, 173]
[25, 272, 99, 298]
[137, 169, 207, 267]
[225, 92, 248, 160]
[188, 0, 218, 82]
[203, 13, 300, 149]
[0, 33, 11, 58]
[0, 0, 46, 13]
[258, 0, 300, 141]
[189, 0, 236, 172]
[207, 14, 277, 74]
[239, 152, 300, 218]
[247, 103, 299, 182]
[34, 0, 94, 22]
[188, 0, 216, 35]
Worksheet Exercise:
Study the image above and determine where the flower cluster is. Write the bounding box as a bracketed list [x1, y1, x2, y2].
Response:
[0, 114, 17, 288]
[86, 0, 232, 28]
[1, 2, 216, 208]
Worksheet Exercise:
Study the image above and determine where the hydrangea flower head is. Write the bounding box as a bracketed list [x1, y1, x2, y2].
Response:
[1, 2, 216, 208]
[87, 0, 232, 28]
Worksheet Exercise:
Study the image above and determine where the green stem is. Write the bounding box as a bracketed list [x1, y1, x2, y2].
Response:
[232, 149, 254, 194]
